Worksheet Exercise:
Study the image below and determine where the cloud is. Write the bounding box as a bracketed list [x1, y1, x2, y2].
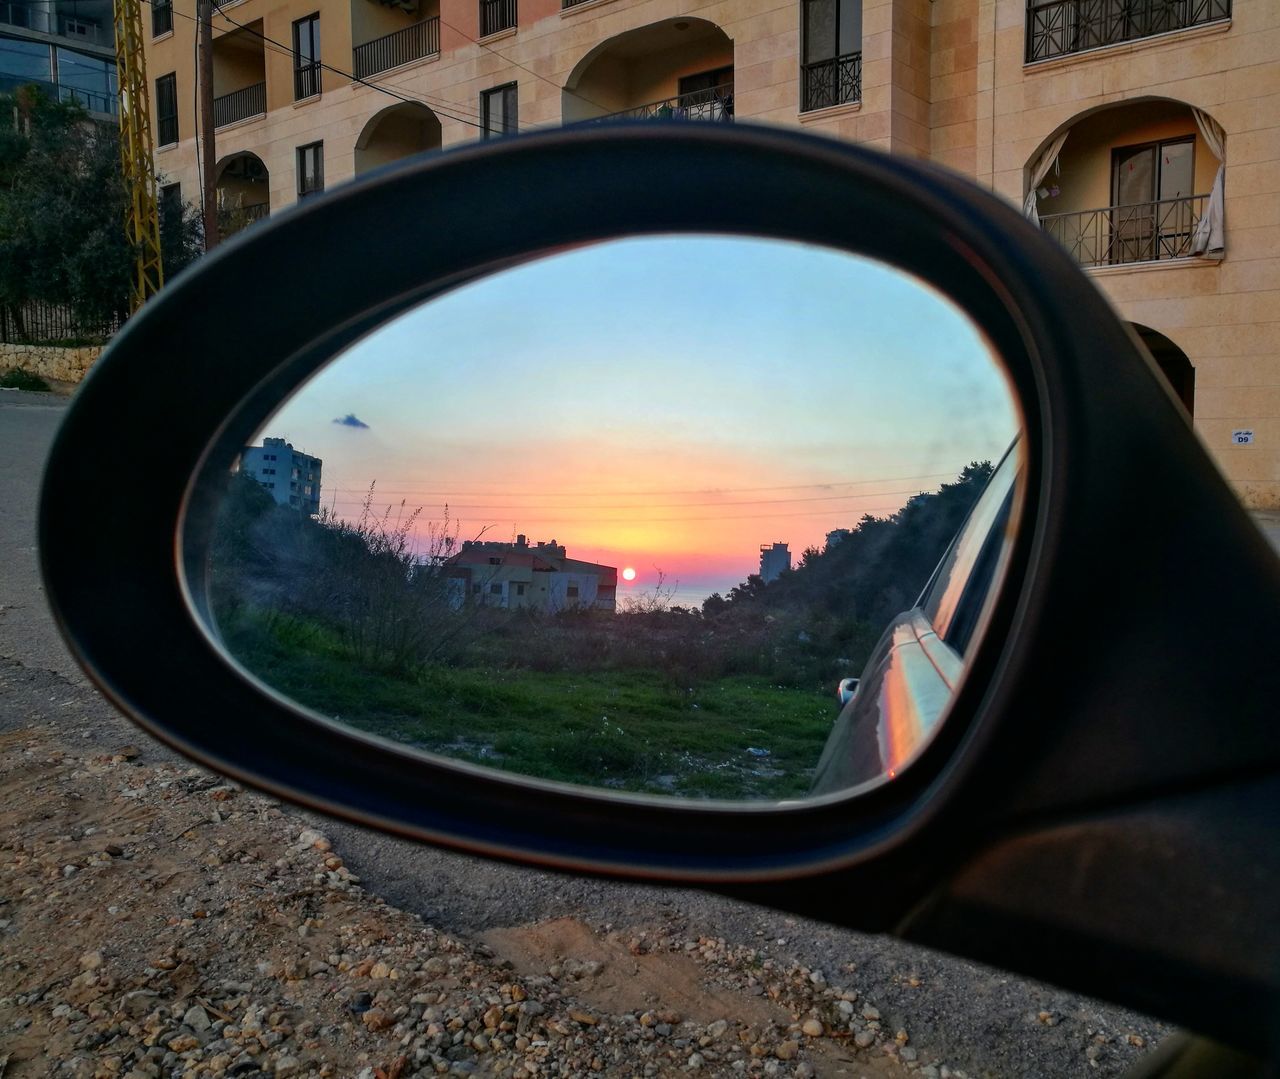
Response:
[333, 413, 370, 429]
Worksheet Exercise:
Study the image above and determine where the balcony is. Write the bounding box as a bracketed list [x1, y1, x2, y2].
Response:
[600, 82, 733, 122]
[479, 0, 515, 37]
[217, 201, 269, 240]
[213, 81, 265, 128]
[1026, 0, 1231, 64]
[1042, 195, 1207, 267]
[0, 0, 112, 48]
[801, 51, 861, 112]
[562, 18, 733, 126]
[353, 17, 439, 80]
[212, 22, 266, 126]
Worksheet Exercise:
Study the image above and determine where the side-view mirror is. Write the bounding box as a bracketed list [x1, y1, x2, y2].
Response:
[39, 124, 1279, 1062]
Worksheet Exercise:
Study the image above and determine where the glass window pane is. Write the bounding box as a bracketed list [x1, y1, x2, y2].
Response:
[803, 0, 837, 63]
[0, 38, 53, 84]
[1113, 145, 1155, 205]
[1159, 141, 1194, 201]
[838, 0, 861, 56]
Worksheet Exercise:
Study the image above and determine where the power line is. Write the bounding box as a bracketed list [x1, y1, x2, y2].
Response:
[321, 471, 962, 499]
[140, 0, 495, 131]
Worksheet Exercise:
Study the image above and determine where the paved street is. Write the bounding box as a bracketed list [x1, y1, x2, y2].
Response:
[0, 389, 1179, 1077]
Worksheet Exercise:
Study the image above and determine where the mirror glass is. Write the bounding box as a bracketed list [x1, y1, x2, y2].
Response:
[201, 235, 1021, 803]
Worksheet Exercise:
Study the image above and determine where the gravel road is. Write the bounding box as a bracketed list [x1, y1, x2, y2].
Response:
[1, 389, 1169, 1077]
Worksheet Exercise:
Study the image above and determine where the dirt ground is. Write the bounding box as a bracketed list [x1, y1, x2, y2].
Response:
[0, 720, 946, 1078]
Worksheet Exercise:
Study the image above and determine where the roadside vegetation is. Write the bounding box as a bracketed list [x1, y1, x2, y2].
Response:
[0, 87, 204, 343]
[209, 464, 993, 799]
[0, 368, 51, 392]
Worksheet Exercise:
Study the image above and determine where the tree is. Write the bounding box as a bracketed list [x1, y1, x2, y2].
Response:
[0, 87, 203, 337]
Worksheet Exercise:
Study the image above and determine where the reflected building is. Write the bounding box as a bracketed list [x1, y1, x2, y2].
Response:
[443, 535, 616, 613]
[240, 437, 322, 515]
[1, 0, 119, 119]
[759, 541, 790, 583]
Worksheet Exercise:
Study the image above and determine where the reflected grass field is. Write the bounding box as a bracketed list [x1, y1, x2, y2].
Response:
[221, 610, 835, 800]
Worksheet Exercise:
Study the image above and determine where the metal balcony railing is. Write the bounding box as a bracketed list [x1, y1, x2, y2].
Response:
[0, 74, 118, 116]
[1026, 0, 1231, 63]
[601, 83, 734, 123]
[479, 0, 516, 37]
[353, 17, 440, 80]
[294, 61, 321, 100]
[217, 202, 269, 238]
[213, 81, 265, 128]
[1040, 194, 1208, 267]
[800, 51, 862, 113]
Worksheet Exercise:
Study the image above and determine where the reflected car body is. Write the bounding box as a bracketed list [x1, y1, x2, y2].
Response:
[811, 446, 1019, 795]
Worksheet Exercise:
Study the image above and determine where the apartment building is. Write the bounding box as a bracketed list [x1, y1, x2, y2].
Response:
[1, 0, 119, 119]
[241, 436, 323, 513]
[144, 0, 1278, 507]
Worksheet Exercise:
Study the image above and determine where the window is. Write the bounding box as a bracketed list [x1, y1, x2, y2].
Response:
[489, 584, 503, 595]
[292, 14, 321, 99]
[516, 584, 526, 596]
[155, 73, 178, 145]
[159, 182, 182, 218]
[481, 82, 517, 139]
[488, 557, 502, 565]
[566, 585, 579, 599]
[800, 0, 862, 112]
[296, 142, 324, 198]
[1110, 137, 1196, 264]
[479, 0, 516, 37]
[152, 0, 172, 36]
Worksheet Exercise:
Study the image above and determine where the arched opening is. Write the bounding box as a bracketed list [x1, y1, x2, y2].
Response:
[562, 18, 733, 124]
[1026, 98, 1222, 268]
[1132, 323, 1195, 417]
[214, 152, 270, 239]
[354, 102, 442, 177]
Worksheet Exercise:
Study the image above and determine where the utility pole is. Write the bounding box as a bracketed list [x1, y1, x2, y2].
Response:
[113, 0, 164, 311]
[197, 0, 219, 251]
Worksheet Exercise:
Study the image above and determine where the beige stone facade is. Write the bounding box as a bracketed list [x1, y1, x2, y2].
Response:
[145, 0, 1279, 506]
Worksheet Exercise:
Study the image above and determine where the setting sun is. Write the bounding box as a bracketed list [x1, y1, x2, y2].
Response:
[621, 567, 637, 582]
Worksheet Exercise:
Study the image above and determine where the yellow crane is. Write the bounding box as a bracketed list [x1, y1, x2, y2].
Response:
[113, 0, 164, 312]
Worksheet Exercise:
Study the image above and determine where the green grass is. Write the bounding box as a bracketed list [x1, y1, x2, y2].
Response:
[219, 609, 836, 800]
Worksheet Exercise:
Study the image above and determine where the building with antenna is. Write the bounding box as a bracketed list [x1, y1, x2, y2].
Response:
[141, 0, 1278, 509]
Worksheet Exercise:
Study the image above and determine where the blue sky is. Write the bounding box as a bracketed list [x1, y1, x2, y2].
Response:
[261, 234, 1019, 603]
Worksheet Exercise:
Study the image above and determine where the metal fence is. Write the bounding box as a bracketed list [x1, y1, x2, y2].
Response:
[1026, 0, 1231, 63]
[213, 82, 266, 128]
[1040, 194, 1207, 267]
[1, 302, 121, 345]
[479, 0, 516, 37]
[353, 18, 440, 80]
[601, 83, 735, 123]
[801, 51, 862, 113]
